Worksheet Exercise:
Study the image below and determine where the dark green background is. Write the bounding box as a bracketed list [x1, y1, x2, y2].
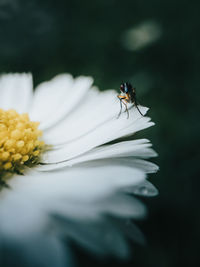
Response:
[0, 0, 199, 266]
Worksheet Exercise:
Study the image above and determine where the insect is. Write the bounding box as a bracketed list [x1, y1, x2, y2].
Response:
[117, 82, 144, 118]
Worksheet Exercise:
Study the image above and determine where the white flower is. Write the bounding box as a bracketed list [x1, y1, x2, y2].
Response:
[0, 73, 158, 267]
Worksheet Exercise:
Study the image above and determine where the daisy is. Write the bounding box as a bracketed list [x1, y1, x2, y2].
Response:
[0, 73, 158, 267]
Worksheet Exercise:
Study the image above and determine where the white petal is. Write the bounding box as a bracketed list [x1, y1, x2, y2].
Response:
[126, 159, 159, 173]
[99, 193, 146, 218]
[54, 216, 130, 258]
[37, 139, 157, 171]
[126, 180, 159, 197]
[1, 166, 146, 259]
[29, 75, 93, 130]
[42, 107, 153, 164]
[118, 220, 146, 245]
[0, 73, 33, 113]
[43, 88, 118, 145]
[0, 195, 73, 267]
[8, 164, 145, 205]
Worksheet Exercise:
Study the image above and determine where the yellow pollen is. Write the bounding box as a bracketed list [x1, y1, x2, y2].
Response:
[0, 109, 45, 178]
[16, 140, 25, 148]
[4, 162, 12, 170]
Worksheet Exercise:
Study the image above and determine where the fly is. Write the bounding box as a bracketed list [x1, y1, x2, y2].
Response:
[117, 82, 144, 118]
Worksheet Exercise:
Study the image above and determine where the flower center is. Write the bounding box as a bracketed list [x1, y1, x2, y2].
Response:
[0, 109, 45, 182]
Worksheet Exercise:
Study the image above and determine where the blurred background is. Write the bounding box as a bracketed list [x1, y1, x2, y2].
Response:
[0, 0, 199, 266]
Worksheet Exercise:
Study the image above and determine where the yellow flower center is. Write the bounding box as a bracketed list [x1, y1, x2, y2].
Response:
[0, 109, 45, 181]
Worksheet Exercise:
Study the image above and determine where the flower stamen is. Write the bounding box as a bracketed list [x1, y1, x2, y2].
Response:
[0, 109, 45, 181]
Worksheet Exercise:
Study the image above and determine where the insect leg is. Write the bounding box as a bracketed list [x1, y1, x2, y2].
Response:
[117, 97, 123, 118]
[134, 101, 144, 116]
[121, 99, 129, 119]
